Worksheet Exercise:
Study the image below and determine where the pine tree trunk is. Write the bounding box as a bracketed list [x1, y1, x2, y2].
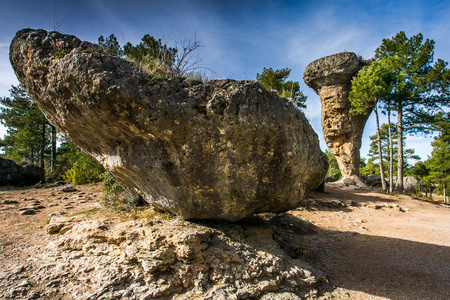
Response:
[443, 181, 446, 204]
[397, 107, 404, 194]
[375, 107, 387, 191]
[51, 125, 57, 172]
[40, 119, 46, 169]
[388, 108, 394, 193]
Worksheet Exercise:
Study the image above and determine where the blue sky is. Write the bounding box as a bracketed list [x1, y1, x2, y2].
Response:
[1, 0, 449, 161]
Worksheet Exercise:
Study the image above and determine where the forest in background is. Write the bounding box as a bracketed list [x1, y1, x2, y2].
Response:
[1, 31, 449, 203]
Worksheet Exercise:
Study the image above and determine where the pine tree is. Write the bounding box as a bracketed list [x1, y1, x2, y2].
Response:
[361, 123, 420, 178]
[0, 85, 48, 165]
[374, 31, 450, 193]
[256, 67, 307, 108]
[350, 60, 394, 190]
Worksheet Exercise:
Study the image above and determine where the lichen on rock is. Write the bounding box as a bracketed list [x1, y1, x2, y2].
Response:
[10, 29, 328, 221]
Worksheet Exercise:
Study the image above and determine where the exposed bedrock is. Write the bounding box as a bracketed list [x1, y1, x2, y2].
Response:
[303, 52, 371, 185]
[10, 29, 328, 221]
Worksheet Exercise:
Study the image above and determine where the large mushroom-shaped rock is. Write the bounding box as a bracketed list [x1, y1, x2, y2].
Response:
[10, 29, 328, 221]
[303, 52, 370, 185]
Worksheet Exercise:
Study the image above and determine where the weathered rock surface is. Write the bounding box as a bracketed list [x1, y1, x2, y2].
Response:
[0, 157, 44, 186]
[393, 176, 418, 194]
[303, 52, 370, 185]
[366, 174, 382, 187]
[35, 214, 324, 299]
[10, 29, 328, 221]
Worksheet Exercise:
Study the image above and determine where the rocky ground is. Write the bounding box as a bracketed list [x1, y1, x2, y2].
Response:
[0, 182, 448, 299]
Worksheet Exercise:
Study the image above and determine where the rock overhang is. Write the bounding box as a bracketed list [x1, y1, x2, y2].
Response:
[10, 28, 329, 221]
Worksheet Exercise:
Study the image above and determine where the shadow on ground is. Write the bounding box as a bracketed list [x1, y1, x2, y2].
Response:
[286, 190, 450, 300]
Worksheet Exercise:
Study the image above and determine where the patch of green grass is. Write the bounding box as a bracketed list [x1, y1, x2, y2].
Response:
[54, 48, 72, 59]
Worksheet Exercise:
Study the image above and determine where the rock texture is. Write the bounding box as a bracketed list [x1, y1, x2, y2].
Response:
[303, 52, 370, 185]
[0, 157, 44, 186]
[10, 29, 328, 221]
[33, 214, 324, 299]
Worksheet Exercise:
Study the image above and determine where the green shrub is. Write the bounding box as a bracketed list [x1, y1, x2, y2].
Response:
[64, 155, 104, 185]
[101, 172, 147, 210]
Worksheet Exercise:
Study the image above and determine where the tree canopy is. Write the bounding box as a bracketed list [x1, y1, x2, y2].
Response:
[374, 31, 450, 136]
[256, 67, 307, 108]
[0, 85, 47, 164]
[0, 85, 104, 183]
[351, 31, 450, 193]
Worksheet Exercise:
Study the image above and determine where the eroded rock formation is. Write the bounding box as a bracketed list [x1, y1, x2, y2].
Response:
[10, 29, 328, 221]
[0, 157, 44, 186]
[303, 52, 370, 184]
[38, 214, 323, 299]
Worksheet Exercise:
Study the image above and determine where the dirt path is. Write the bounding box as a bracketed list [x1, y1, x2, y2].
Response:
[0, 182, 448, 299]
[0, 183, 103, 299]
[295, 183, 450, 299]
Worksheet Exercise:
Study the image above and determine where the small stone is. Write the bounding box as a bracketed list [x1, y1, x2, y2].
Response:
[49, 211, 65, 217]
[28, 290, 40, 299]
[31, 205, 45, 209]
[16, 279, 30, 287]
[20, 209, 36, 215]
[61, 186, 77, 193]
[10, 288, 28, 298]
[12, 266, 25, 274]
[2, 200, 19, 204]
[343, 178, 357, 186]
[47, 224, 64, 234]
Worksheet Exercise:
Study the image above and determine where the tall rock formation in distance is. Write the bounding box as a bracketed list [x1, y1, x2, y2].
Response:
[303, 52, 371, 185]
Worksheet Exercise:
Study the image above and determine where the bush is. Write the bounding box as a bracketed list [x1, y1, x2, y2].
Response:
[64, 155, 105, 185]
[101, 172, 147, 210]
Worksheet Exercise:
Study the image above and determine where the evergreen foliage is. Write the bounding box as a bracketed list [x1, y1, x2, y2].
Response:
[98, 34, 123, 57]
[0, 85, 48, 164]
[123, 34, 177, 76]
[325, 149, 341, 181]
[61, 141, 105, 185]
[361, 124, 420, 176]
[351, 31, 450, 193]
[256, 67, 307, 108]
[0, 86, 104, 184]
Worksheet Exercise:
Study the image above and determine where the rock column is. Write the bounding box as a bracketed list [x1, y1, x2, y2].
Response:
[303, 52, 371, 184]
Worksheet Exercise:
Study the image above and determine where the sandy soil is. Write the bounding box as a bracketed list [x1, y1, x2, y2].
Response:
[0, 183, 103, 299]
[295, 183, 450, 300]
[0, 182, 448, 299]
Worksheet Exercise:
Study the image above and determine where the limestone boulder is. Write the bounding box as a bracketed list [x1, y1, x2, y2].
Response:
[10, 29, 328, 221]
[0, 157, 44, 186]
[38, 215, 323, 299]
[303, 52, 370, 185]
